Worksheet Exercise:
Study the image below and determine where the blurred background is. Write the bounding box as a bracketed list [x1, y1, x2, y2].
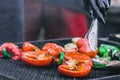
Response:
[0, 0, 24, 44]
[0, 0, 120, 44]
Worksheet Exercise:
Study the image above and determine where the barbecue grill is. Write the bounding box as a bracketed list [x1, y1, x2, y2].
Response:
[0, 38, 120, 80]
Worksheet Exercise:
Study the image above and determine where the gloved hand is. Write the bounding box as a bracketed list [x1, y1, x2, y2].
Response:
[84, 0, 111, 24]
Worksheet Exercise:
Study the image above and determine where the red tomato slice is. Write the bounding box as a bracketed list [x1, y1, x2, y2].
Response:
[21, 51, 52, 67]
[76, 38, 98, 58]
[22, 42, 41, 52]
[64, 51, 92, 66]
[58, 51, 93, 77]
[42, 43, 64, 58]
[0, 42, 21, 60]
[58, 60, 91, 77]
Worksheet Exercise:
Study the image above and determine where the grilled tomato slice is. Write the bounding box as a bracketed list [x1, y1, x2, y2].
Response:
[58, 51, 92, 77]
[42, 43, 64, 58]
[21, 51, 52, 67]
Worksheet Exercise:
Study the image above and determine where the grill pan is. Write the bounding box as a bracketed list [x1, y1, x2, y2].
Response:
[0, 38, 120, 80]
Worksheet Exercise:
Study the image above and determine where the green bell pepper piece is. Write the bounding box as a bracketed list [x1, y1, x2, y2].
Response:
[58, 52, 64, 65]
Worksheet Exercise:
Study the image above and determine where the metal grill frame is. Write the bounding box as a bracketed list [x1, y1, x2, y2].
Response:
[0, 38, 120, 80]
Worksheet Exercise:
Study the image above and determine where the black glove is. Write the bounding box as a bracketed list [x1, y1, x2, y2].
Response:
[84, 0, 111, 24]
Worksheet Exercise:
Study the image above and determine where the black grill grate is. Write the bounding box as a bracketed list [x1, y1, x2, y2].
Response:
[0, 38, 120, 80]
